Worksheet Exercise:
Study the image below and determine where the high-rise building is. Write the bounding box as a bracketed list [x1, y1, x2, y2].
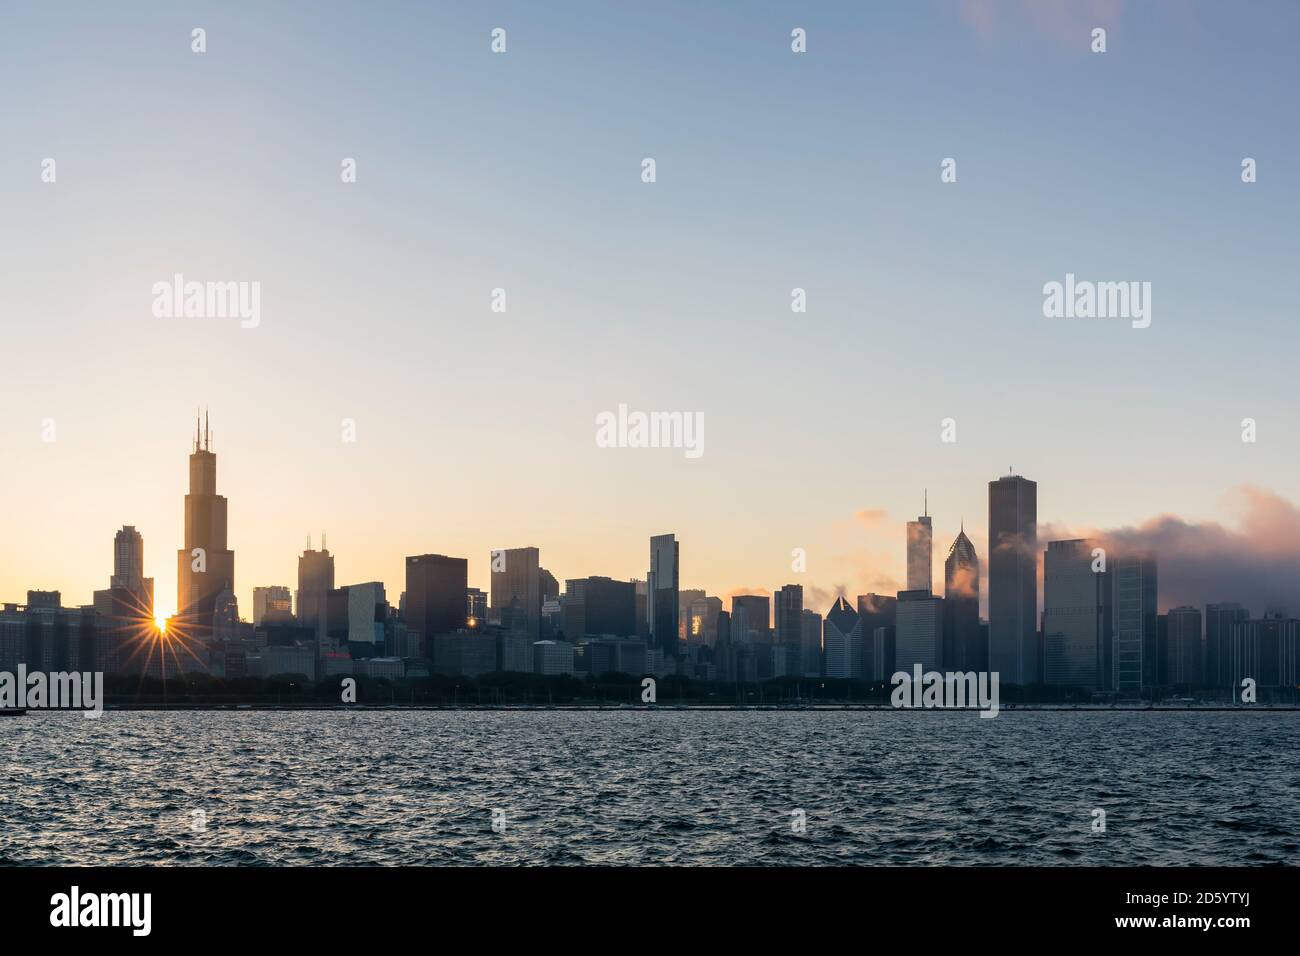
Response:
[647, 534, 680, 657]
[633, 579, 649, 638]
[774, 585, 803, 645]
[684, 594, 722, 644]
[858, 593, 897, 680]
[326, 582, 388, 658]
[111, 526, 153, 612]
[1165, 606, 1203, 686]
[1205, 602, 1248, 689]
[943, 526, 981, 671]
[466, 587, 488, 625]
[563, 576, 636, 639]
[253, 586, 292, 626]
[1228, 611, 1300, 690]
[1112, 552, 1158, 694]
[731, 594, 771, 643]
[906, 494, 933, 593]
[405, 554, 468, 657]
[296, 538, 335, 640]
[799, 608, 823, 677]
[490, 546, 541, 639]
[539, 568, 560, 602]
[988, 474, 1037, 685]
[895, 589, 944, 673]
[823, 597, 863, 679]
[176, 412, 235, 634]
[678, 588, 706, 641]
[93, 525, 155, 624]
[1042, 539, 1110, 689]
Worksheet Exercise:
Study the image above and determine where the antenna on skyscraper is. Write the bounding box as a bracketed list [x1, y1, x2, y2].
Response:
[322, 531, 327, 552]
[204, 409, 209, 451]
[924, 488, 928, 517]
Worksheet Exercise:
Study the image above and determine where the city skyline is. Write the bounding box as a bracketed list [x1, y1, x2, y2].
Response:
[8, 416, 1300, 635]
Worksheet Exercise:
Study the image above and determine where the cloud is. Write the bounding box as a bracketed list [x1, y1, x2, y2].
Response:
[854, 508, 888, 530]
[1041, 486, 1300, 615]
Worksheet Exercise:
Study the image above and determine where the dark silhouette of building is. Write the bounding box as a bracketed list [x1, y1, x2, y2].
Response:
[858, 593, 897, 679]
[731, 594, 771, 644]
[1042, 538, 1109, 689]
[1228, 610, 1299, 690]
[988, 473, 1037, 684]
[647, 534, 679, 657]
[490, 546, 541, 639]
[1205, 602, 1248, 689]
[405, 553, 468, 656]
[774, 584, 803, 645]
[1112, 552, 1158, 693]
[943, 525, 981, 671]
[564, 576, 636, 639]
[1165, 606, 1202, 686]
[296, 536, 335, 641]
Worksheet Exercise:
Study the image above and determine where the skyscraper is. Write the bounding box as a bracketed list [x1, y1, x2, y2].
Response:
[774, 585, 803, 645]
[466, 587, 488, 624]
[563, 576, 636, 639]
[297, 538, 335, 641]
[1165, 606, 1203, 686]
[1042, 539, 1109, 689]
[858, 593, 897, 680]
[647, 534, 680, 657]
[111, 525, 152, 610]
[253, 586, 292, 625]
[1228, 611, 1300, 690]
[823, 596, 863, 679]
[176, 412, 235, 633]
[325, 581, 388, 658]
[405, 554, 469, 657]
[1112, 552, 1158, 694]
[94, 525, 154, 621]
[1205, 602, 1248, 689]
[731, 594, 771, 643]
[490, 546, 541, 639]
[895, 589, 944, 673]
[988, 473, 1037, 685]
[799, 608, 823, 677]
[906, 493, 933, 593]
[943, 526, 981, 671]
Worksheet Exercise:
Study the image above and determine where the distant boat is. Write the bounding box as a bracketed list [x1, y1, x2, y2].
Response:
[0, 708, 27, 717]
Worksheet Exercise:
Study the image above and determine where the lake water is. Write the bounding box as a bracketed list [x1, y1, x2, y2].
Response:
[2, 710, 1295, 865]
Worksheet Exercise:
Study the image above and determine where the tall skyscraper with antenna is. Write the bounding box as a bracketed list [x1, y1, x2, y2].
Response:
[297, 533, 335, 642]
[906, 491, 933, 594]
[176, 410, 236, 633]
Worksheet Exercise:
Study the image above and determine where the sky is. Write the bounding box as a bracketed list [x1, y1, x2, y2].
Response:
[2, 1, 1298, 621]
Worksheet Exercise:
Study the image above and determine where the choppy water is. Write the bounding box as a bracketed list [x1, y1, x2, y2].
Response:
[1, 711, 1296, 865]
